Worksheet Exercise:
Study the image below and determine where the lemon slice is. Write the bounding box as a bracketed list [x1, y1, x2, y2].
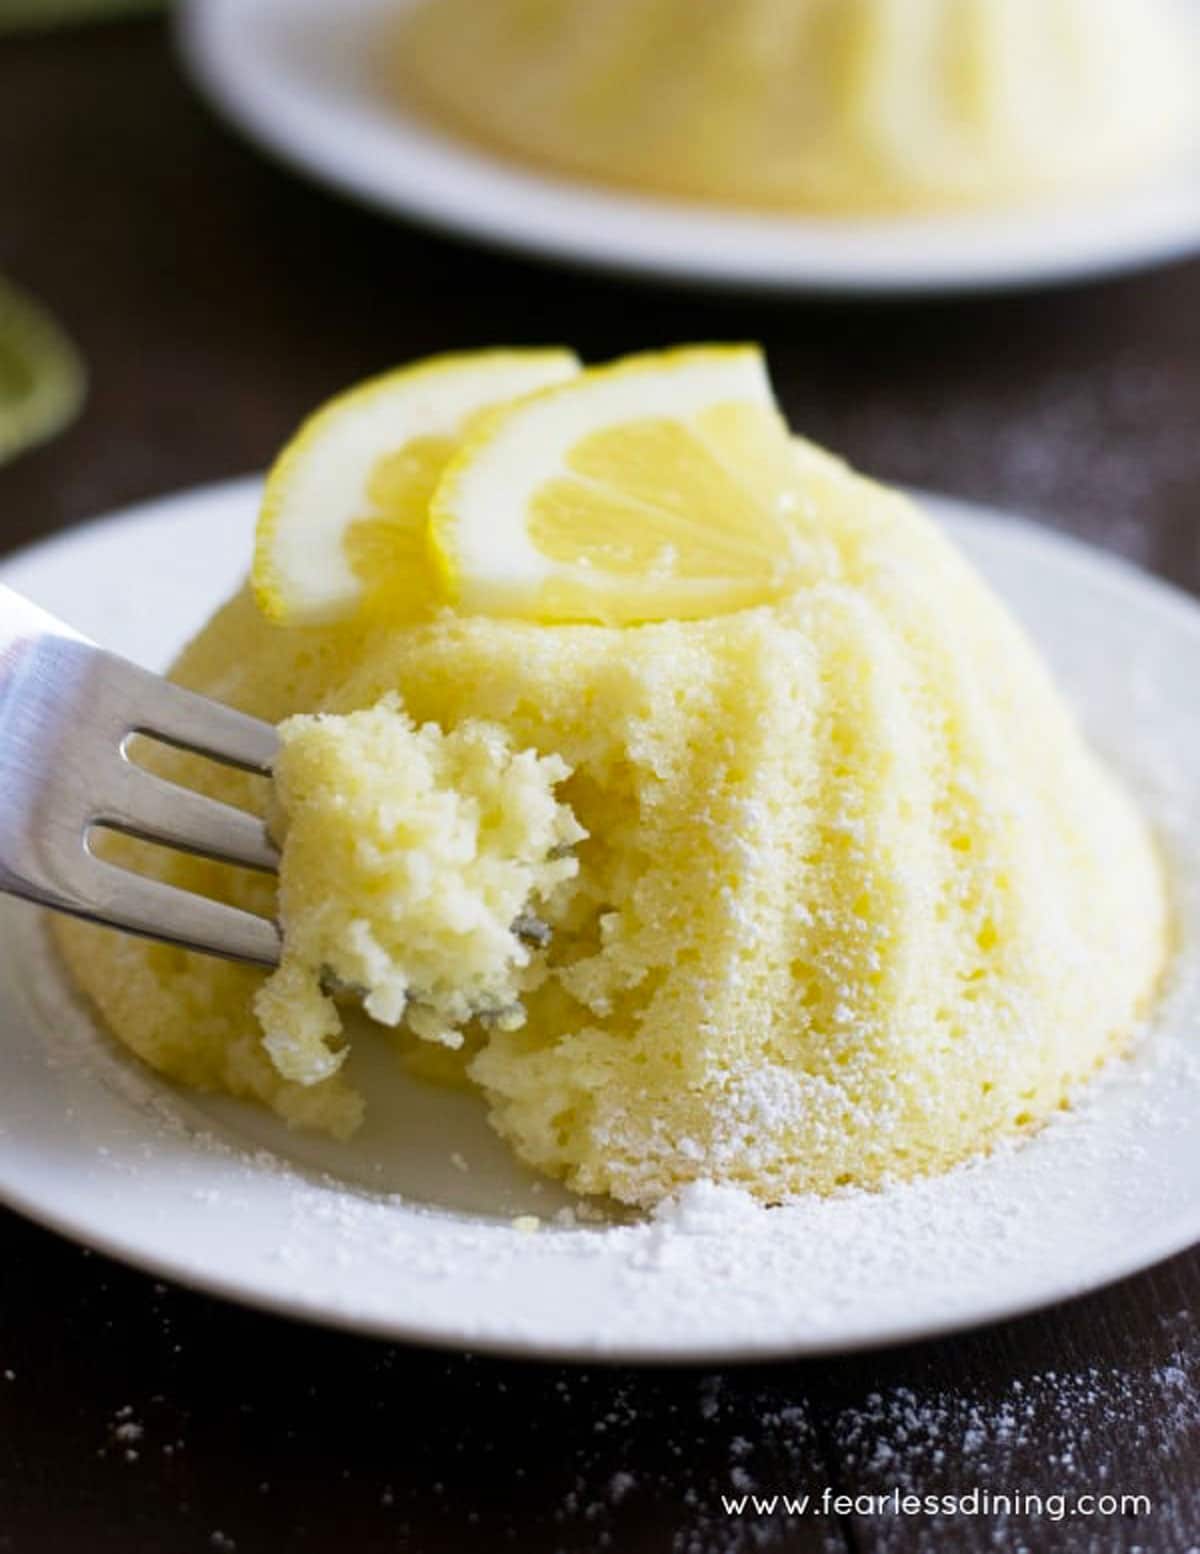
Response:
[429, 345, 815, 624]
[254, 348, 580, 625]
[0, 275, 85, 467]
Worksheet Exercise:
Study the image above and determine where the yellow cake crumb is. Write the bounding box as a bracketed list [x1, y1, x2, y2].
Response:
[54, 435, 1169, 1204]
[256, 696, 584, 1083]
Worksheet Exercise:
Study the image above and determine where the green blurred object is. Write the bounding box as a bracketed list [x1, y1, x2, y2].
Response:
[0, 276, 86, 467]
[0, 0, 163, 30]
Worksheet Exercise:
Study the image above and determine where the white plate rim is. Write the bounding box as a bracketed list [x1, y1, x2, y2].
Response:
[176, 0, 1200, 297]
[0, 475, 1198, 1363]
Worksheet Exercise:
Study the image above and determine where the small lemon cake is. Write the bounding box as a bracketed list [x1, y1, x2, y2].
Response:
[56, 346, 1169, 1205]
[257, 697, 584, 1084]
[396, 0, 1196, 213]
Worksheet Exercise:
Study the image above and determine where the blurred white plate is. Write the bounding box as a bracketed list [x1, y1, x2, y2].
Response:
[179, 0, 1200, 295]
[0, 477, 1198, 1359]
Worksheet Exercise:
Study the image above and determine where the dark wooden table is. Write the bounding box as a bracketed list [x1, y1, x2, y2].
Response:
[2, 19, 1199, 1554]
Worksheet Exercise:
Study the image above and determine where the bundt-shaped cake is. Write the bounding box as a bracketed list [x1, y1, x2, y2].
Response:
[396, 0, 1195, 212]
[56, 439, 1167, 1205]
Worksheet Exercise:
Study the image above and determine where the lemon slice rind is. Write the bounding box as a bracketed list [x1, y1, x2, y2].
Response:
[254, 348, 581, 625]
[0, 276, 86, 467]
[429, 344, 801, 624]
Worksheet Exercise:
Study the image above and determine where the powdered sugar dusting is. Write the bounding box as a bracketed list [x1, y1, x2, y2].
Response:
[6, 812, 1197, 1357]
[1, 505, 1199, 1357]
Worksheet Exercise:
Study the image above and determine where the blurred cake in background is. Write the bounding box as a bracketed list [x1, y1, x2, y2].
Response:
[395, 0, 1196, 214]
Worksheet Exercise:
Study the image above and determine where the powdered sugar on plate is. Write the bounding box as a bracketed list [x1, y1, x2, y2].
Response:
[0, 480, 1198, 1358]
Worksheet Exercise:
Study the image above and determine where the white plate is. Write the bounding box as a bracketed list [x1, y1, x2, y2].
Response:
[1, 477, 1199, 1361]
[178, 0, 1200, 295]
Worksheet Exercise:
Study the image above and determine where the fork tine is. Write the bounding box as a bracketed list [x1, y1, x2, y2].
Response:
[94, 763, 280, 873]
[0, 586, 285, 967]
[120, 659, 279, 775]
[86, 855, 281, 967]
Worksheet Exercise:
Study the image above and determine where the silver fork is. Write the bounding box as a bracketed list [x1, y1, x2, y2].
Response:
[0, 583, 282, 967]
